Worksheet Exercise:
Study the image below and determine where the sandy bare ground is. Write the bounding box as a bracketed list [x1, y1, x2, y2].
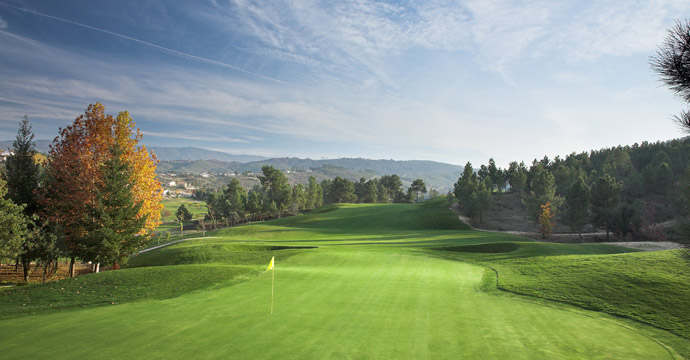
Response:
[592, 241, 682, 251]
[450, 204, 683, 251]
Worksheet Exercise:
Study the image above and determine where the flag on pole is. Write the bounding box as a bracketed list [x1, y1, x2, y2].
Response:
[267, 256, 275, 315]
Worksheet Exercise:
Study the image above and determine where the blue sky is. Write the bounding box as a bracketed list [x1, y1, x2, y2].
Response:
[1, 0, 689, 167]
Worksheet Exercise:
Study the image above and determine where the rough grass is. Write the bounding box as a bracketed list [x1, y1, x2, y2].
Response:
[436, 242, 690, 339]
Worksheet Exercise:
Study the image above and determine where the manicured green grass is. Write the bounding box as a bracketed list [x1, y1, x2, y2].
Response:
[160, 198, 207, 221]
[0, 198, 687, 359]
[0, 251, 677, 359]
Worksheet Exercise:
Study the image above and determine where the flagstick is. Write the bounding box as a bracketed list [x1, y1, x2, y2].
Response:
[270, 264, 275, 315]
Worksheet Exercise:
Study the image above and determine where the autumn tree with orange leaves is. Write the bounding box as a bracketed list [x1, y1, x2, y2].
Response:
[40, 103, 162, 275]
[538, 202, 554, 239]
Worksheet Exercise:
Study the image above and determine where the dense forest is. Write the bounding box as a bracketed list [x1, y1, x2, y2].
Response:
[454, 138, 690, 241]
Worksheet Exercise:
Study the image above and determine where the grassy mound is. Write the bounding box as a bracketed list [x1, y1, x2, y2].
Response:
[127, 241, 315, 267]
[0, 265, 254, 318]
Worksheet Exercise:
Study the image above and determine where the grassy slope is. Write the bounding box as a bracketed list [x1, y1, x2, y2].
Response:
[434, 242, 690, 339]
[0, 198, 687, 359]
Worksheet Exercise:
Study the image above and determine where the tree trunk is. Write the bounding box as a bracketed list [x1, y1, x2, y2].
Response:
[22, 261, 30, 283]
[578, 230, 582, 243]
[606, 227, 610, 241]
[42, 263, 49, 283]
[69, 257, 76, 278]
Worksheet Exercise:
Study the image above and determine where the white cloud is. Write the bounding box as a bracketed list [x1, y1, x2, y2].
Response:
[0, 16, 7, 29]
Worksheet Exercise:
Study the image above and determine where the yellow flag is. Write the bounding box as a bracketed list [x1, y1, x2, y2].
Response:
[266, 256, 274, 271]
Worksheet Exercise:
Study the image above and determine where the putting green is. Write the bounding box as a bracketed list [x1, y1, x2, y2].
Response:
[0, 250, 673, 359]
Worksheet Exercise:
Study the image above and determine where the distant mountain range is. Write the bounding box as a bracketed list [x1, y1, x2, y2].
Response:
[152, 147, 463, 192]
[0, 142, 462, 191]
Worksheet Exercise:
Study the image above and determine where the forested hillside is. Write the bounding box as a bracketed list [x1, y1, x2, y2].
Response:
[454, 138, 690, 242]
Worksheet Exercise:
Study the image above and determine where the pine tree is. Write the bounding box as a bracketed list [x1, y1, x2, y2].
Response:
[83, 145, 145, 269]
[408, 179, 427, 204]
[590, 175, 622, 240]
[0, 177, 31, 282]
[563, 178, 590, 241]
[522, 166, 564, 222]
[5, 115, 40, 215]
[176, 204, 193, 233]
[677, 168, 690, 256]
[5, 115, 43, 281]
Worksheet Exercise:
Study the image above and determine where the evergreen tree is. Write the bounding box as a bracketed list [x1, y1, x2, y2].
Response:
[176, 204, 193, 232]
[522, 166, 564, 222]
[590, 175, 622, 240]
[5, 115, 40, 215]
[656, 162, 674, 194]
[507, 161, 527, 194]
[651, 19, 690, 133]
[376, 183, 389, 203]
[562, 178, 590, 241]
[677, 168, 690, 255]
[408, 179, 427, 204]
[611, 201, 641, 239]
[474, 180, 493, 223]
[259, 166, 291, 216]
[222, 178, 248, 221]
[290, 184, 306, 213]
[362, 179, 378, 203]
[354, 178, 367, 203]
[246, 186, 266, 220]
[380, 174, 404, 203]
[205, 193, 220, 229]
[454, 162, 477, 205]
[5, 115, 44, 282]
[305, 176, 322, 209]
[329, 177, 357, 203]
[83, 145, 146, 270]
[0, 177, 31, 282]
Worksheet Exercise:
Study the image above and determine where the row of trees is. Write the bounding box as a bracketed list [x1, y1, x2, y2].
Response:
[196, 170, 432, 229]
[323, 175, 427, 205]
[0, 104, 161, 281]
[202, 168, 324, 228]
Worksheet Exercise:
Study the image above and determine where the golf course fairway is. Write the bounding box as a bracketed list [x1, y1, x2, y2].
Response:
[0, 201, 682, 359]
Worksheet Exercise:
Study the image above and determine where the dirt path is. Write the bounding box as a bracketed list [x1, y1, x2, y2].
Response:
[137, 237, 219, 255]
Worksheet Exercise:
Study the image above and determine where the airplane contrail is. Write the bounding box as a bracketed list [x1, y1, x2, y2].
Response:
[0, 1, 288, 84]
